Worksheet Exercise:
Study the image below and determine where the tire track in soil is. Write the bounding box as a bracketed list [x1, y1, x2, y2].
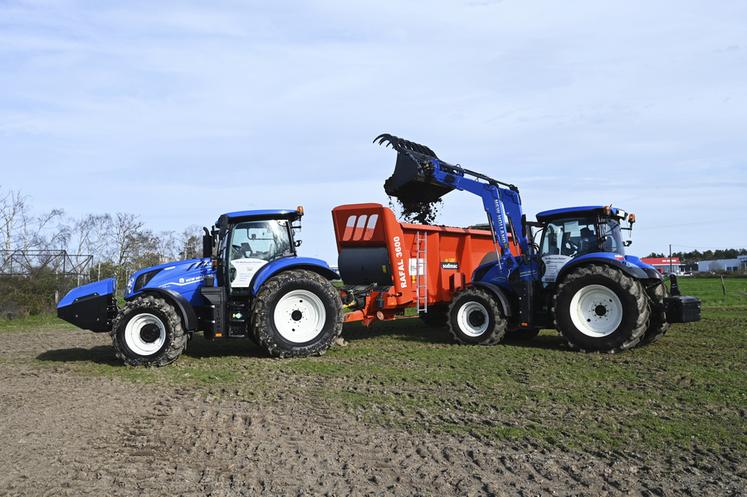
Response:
[0, 329, 745, 496]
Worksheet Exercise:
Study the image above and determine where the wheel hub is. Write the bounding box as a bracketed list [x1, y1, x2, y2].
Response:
[123, 312, 167, 356]
[468, 310, 486, 328]
[569, 285, 623, 338]
[273, 290, 327, 344]
[140, 323, 161, 343]
[456, 301, 490, 337]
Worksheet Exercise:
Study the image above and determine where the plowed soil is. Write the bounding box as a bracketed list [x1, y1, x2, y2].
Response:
[1, 323, 744, 497]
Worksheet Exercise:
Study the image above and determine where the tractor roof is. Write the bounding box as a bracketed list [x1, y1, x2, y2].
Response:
[536, 205, 625, 222]
[218, 209, 300, 225]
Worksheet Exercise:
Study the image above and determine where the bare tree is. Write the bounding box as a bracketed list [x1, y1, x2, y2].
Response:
[110, 213, 145, 279]
[180, 224, 203, 260]
[19, 208, 65, 252]
[0, 188, 28, 252]
[67, 214, 113, 260]
[155, 230, 179, 263]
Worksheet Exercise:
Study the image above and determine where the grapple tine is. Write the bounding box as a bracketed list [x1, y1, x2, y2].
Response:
[373, 133, 438, 159]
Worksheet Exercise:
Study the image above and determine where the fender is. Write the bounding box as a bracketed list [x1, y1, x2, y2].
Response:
[624, 255, 662, 281]
[128, 288, 199, 331]
[470, 281, 514, 317]
[250, 256, 340, 296]
[556, 254, 648, 283]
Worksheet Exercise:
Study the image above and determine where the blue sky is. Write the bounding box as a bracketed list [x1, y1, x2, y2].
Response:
[1, 0, 746, 260]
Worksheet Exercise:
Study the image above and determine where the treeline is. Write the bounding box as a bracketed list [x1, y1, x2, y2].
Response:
[1, 187, 203, 316]
[646, 248, 747, 263]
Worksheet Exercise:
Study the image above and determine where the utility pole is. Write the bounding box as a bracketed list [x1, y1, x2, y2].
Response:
[669, 244, 673, 275]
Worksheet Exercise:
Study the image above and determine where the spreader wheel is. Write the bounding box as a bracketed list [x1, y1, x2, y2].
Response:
[554, 264, 649, 353]
[447, 288, 507, 345]
[251, 270, 342, 358]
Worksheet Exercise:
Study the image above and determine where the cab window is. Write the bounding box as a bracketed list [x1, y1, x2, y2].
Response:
[229, 220, 292, 262]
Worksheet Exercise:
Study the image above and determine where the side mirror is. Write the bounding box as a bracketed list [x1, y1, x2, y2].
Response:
[202, 227, 214, 258]
[295, 240, 303, 248]
[623, 240, 632, 247]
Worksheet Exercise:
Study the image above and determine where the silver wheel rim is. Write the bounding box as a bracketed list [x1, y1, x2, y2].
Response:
[569, 284, 623, 337]
[273, 290, 327, 343]
[456, 301, 489, 337]
[124, 313, 166, 356]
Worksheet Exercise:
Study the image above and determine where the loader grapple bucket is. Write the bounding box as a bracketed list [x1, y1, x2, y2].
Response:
[377, 133, 455, 205]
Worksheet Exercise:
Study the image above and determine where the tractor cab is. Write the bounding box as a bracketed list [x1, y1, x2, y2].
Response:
[206, 207, 304, 292]
[535, 206, 635, 284]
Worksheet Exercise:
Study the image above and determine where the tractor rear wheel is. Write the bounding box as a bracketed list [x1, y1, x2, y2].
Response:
[252, 270, 342, 358]
[554, 264, 649, 353]
[111, 295, 187, 367]
[447, 288, 507, 345]
[639, 281, 670, 346]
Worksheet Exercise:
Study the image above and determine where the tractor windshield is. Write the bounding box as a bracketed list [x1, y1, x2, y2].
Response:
[541, 217, 625, 257]
[597, 217, 625, 255]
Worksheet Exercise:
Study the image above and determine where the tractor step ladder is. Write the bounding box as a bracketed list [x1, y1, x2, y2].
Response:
[415, 231, 428, 313]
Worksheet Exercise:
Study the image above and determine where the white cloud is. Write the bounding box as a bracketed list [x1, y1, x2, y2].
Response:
[1, 0, 746, 259]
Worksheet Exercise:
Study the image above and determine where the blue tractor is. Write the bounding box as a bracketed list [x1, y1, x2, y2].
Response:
[376, 134, 701, 352]
[57, 207, 343, 366]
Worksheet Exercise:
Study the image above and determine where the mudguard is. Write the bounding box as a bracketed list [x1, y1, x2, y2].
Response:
[250, 257, 339, 296]
[556, 253, 648, 283]
[470, 281, 514, 317]
[57, 278, 117, 332]
[624, 255, 662, 280]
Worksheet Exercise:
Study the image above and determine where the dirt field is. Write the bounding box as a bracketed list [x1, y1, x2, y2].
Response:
[1, 279, 745, 496]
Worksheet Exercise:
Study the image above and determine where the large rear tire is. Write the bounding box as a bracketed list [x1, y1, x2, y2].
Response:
[639, 281, 671, 346]
[447, 288, 507, 345]
[251, 270, 342, 358]
[554, 264, 649, 353]
[112, 295, 187, 367]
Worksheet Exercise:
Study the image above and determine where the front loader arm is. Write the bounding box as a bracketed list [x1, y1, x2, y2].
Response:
[376, 133, 528, 276]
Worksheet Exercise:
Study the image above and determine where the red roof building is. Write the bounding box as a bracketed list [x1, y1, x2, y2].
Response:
[641, 257, 683, 274]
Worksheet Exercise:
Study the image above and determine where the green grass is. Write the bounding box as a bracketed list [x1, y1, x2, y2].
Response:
[677, 276, 747, 308]
[0, 312, 69, 332]
[14, 277, 747, 453]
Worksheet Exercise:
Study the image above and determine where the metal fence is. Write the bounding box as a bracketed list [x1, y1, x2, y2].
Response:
[0, 250, 93, 281]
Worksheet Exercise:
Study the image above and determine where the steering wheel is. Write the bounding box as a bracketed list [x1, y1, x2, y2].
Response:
[563, 239, 579, 256]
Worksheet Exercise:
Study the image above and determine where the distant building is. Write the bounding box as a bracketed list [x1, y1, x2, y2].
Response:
[696, 255, 747, 273]
[641, 257, 686, 275]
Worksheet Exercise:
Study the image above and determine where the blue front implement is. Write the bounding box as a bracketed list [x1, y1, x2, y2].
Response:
[57, 278, 117, 332]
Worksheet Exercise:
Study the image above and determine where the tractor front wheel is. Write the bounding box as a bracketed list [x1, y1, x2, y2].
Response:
[111, 295, 187, 367]
[447, 288, 507, 345]
[252, 270, 342, 358]
[554, 264, 649, 353]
